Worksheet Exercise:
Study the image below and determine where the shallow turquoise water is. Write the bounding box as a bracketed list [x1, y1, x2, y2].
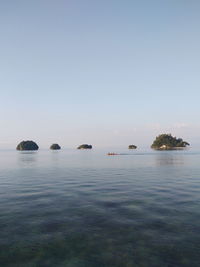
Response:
[0, 149, 200, 266]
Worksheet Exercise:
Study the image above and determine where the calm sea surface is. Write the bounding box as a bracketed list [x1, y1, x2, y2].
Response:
[0, 149, 200, 267]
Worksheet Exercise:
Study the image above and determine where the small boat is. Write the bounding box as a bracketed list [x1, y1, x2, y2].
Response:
[107, 152, 119, 156]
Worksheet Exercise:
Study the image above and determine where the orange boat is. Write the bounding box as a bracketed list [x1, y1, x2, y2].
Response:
[107, 152, 119, 156]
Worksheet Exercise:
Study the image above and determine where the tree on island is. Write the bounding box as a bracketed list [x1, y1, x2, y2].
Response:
[151, 134, 190, 150]
[16, 140, 39, 151]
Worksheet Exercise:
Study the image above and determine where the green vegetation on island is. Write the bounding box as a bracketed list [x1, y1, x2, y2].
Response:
[14, 136, 191, 151]
[77, 144, 92, 149]
[128, 145, 137, 149]
[151, 134, 190, 150]
[50, 144, 61, 150]
[16, 140, 39, 151]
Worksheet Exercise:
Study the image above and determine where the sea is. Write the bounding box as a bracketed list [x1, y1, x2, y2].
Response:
[0, 148, 200, 267]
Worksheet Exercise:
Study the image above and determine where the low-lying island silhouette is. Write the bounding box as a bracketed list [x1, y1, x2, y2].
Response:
[50, 144, 61, 150]
[16, 134, 190, 151]
[128, 145, 137, 149]
[16, 141, 39, 151]
[77, 144, 92, 149]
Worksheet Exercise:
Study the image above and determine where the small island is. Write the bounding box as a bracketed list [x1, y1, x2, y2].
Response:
[16, 140, 39, 151]
[50, 144, 61, 150]
[77, 144, 92, 149]
[151, 134, 190, 150]
[128, 145, 137, 149]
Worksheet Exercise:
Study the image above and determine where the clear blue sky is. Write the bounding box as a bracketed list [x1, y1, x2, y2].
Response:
[0, 0, 200, 148]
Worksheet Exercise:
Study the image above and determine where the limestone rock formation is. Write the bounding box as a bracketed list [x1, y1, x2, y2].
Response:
[77, 144, 92, 149]
[16, 140, 39, 151]
[128, 145, 137, 149]
[50, 144, 61, 150]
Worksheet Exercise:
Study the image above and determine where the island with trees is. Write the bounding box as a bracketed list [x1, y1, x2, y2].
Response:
[128, 145, 137, 149]
[50, 144, 61, 150]
[77, 144, 92, 149]
[16, 140, 39, 151]
[151, 134, 190, 150]
[15, 135, 191, 151]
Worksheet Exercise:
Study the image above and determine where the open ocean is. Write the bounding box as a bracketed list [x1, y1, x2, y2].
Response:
[0, 148, 200, 267]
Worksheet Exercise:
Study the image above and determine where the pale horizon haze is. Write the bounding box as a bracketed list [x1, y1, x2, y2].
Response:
[0, 0, 200, 149]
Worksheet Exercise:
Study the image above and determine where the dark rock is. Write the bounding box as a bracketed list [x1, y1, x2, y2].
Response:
[50, 144, 61, 150]
[128, 145, 137, 149]
[16, 140, 39, 151]
[77, 144, 92, 149]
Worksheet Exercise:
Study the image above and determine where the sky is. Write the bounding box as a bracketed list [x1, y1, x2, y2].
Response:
[0, 0, 200, 149]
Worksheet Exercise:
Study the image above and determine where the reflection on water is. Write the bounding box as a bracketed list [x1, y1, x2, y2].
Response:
[155, 152, 185, 166]
[0, 150, 200, 266]
[18, 151, 38, 167]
